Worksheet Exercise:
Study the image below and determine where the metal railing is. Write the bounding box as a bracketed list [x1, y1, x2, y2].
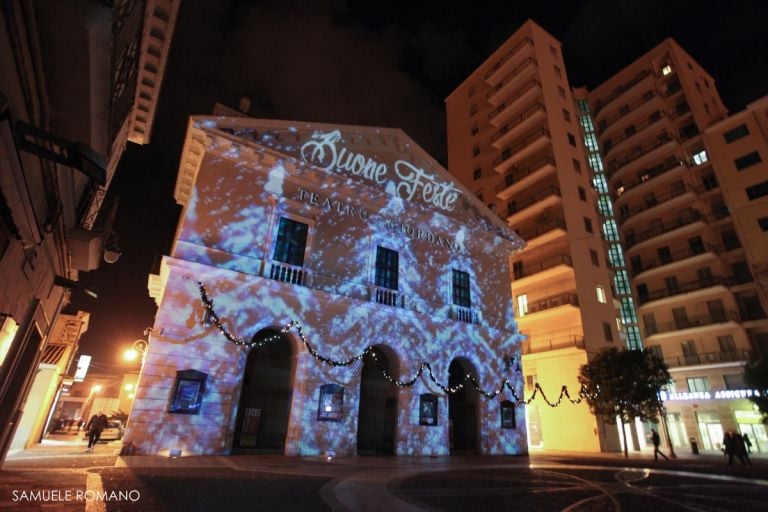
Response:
[593, 69, 652, 117]
[631, 243, 721, 276]
[613, 157, 684, 199]
[485, 37, 533, 80]
[507, 186, 561, 216]
[603, 111, 668, 156]
[488, 79, 542, 121]
[515, 218, 566, 241]
[513, 254, 572, 280]
[495, 155, 556, 193]
[597, 90, 662, 133]
[624, 209, 703, 249]
[525, 293, 579, 315]
[490, 104, 546, 143]
[664, 349, 751, 368]
[522, 335, 585, 355]
[618, 183, 698, 223]
[645, 310, 740, 336]
[608, 132, 675, 179]
[493, 129, 551, 168]
[637, 275, 727, 305]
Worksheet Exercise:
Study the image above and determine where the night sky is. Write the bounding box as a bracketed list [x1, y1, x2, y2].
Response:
[70, 0, 767, 374]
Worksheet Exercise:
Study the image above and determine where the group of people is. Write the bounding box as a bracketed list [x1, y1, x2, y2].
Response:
[84, 412, 109, 452]
[723, 431, 752, 466]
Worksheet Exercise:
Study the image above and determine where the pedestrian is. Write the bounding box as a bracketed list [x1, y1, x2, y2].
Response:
[723, 432, 736, 465]
[77, 419, 84, 432]
[743, 433, 753, 454]
[651, 429, 668, 461]
[734, 432, 751, 466]
[85, 413, 107, 452]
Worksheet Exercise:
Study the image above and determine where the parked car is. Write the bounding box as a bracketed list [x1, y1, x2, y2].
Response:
[99, 420, 124, 441]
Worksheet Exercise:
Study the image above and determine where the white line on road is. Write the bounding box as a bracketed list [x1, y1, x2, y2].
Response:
[85, 472, 106, 512]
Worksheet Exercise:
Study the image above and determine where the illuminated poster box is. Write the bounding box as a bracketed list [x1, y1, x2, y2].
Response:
[317, 384, 344, 422]
[419, 394, 438, 426]
[168, 369, 208, 415]
[500, 400, 516, 429]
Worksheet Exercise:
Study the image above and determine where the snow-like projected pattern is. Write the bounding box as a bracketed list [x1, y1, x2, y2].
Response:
[125, 118, 526, 457]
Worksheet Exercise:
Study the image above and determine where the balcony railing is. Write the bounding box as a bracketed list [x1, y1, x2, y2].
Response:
[618, 183, 698, 224]
[637, 275, 727, 305]
[484, 37, 533, 80]
[613, 157, 684, 200]
[598, 90, 662, 134]
[370, 285, 405, 308]
[631, 243, 721, 277]
[268, 261, 311, 286]
[625, 209, 703, 249]
[451, 305, 478, 324]
[522, 334, 585, 355]
[593, 69, 652, 117]
[645, 310, 740, 337]
[493, 129, 551, 169]
[495, 155, 556, 193]
[603, 112, 668, 156]
[488, 79, 541, 121]
[490, 103, 546, 143]
[608, 133, 676, 179]
[507, 186, 561, 216]
[515, 218, 566, 241]
[664, 349, 751, 368]
[513, 254, 572, 280]
[525, 293, 579, 315]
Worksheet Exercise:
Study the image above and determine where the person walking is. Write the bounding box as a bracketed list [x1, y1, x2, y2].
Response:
[734, 432, 752, 466]
[651, 429, 668, 461]
[743, 433, 753, 454]
[723, 431, 736, 465]
[85, 413, 106, 452]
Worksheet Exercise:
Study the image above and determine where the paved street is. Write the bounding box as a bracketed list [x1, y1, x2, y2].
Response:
[1, 436, 766, 511]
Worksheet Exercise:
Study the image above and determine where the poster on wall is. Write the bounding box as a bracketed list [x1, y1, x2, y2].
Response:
[317, 384, 344, 422]
[500, 400, 516, 429]
[419, 394, 438, 426]
[168, 369, 207, 414]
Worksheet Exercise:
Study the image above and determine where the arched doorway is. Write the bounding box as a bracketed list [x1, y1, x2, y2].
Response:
[232, 329, 293, 453]
[449, 359, 479, 453]
[357, 347, 397, 455]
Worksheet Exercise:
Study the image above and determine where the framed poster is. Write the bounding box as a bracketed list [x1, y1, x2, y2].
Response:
[419, 393, 438, 426]
[317, 384, 344, 422]
[168, 369, 207, 414]
[500, 400, 516, 429]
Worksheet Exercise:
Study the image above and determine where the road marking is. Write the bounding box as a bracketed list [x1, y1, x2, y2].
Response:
[85, 472, 106, 512]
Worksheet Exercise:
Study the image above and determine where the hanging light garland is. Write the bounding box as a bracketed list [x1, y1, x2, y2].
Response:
[198, 282, 592, 407]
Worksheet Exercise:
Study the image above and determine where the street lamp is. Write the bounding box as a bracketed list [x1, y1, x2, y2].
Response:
[123, 339, 148, 365]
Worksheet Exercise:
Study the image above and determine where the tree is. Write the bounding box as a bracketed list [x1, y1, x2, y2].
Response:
[744, 356, 768, 423]
[579, 347, 671, 457]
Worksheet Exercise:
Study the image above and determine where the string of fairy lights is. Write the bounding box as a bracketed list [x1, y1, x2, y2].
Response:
[198, 282, 592, 407]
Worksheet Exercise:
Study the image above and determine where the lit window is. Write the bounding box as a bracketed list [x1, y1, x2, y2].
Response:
[661, 64, 673, 76]
[615, 185, 625, 197]
[517, 294, 528, 317]
[687, 377, 710, 392]
[596, 285, 607, 303]
[692, 149, 708, 165]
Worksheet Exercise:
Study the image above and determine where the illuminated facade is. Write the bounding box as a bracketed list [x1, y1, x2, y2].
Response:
[126, 116, 526, 456]
[0, 0, 178, 461]
[587, 40, 768, 453]
[446, 20, 624, 453]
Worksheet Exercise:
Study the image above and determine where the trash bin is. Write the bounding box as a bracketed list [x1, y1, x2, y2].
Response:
[690, 437, 699, 455]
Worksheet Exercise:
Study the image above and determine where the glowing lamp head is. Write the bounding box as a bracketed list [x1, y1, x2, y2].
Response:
[124, 383, 135, 391]
[124, 348, 140, 362]
[91, 385, 102, 393]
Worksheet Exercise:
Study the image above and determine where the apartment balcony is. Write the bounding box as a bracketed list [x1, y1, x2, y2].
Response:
[613, 158, 686, 204]
[645, 310, 740, 338]
[631, 243, 721, 278]
[451, 304, 479, 324]
[519, 292, 579, 320]
[598, 90, 664, 139]
[637, 275, 729, 307]
[664, 349, 751, 369]
[512, 254, 573, 288]
[505, 186, 562, 226]
[493, 129, 551, 174]
[515, 218, 566, 249]
[618, 184, 698, 229]
[486, 58, 538, 105]
[607, 133, 677, 182]
[522, 334, 585, 355]
[593, 69, 654, 119]
[603, 114, 670, 158]
[369, 285, 406, 308]
[485, 37, 535, 86]
[624, 209, 704, 252]
[488, 79, 542, 127]
[495, 155, 556, 200]
[491, 104, 547, 149]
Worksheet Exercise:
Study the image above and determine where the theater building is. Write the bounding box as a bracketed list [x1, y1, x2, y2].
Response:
[125, 115, 526, 456]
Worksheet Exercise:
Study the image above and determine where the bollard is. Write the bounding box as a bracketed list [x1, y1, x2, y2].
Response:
[690, 437, 699, 455]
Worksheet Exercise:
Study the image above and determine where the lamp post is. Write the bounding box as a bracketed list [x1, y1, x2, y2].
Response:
[123, 338, 148, 365]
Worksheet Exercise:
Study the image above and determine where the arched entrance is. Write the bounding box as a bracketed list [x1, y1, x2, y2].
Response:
[232, 329, 293, 453]
[357, 347, 398, 455]
[449, 359, 479, 453]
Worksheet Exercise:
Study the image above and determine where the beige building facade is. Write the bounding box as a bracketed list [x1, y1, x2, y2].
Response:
[446, 20, 623, 453]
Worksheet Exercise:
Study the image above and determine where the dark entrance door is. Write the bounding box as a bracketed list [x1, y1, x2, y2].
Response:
[232, 330, 292, 453]
[449, 360, 478, 453]
[357, 347, 397, 455]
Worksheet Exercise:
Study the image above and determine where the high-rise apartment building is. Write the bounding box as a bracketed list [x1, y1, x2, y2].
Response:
[586, 40, 767, 452]
[446, 20, 622, 452]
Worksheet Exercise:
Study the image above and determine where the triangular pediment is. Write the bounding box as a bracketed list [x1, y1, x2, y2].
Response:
[190, 116, 520, 243]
